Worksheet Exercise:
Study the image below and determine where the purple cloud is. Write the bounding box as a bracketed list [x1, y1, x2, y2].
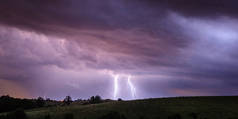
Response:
[0, 0, 238, 100]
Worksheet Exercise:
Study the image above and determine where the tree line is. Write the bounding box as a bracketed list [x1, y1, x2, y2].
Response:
[0, 95, 109, 113]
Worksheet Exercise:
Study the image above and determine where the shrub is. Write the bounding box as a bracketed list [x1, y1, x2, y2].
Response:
[36, 97, 45, 107]
[63, 96, 73, 105]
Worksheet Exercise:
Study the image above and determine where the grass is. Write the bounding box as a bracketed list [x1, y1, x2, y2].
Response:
[5, 96, 238, 119]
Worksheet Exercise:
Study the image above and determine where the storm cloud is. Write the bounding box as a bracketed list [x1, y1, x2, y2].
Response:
[0, 0, 238, 99]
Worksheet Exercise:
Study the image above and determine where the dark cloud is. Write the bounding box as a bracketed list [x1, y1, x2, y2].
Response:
[0, 0, 238, 99]
[1, 0, 237, 34]
[142, 0, 238, 17]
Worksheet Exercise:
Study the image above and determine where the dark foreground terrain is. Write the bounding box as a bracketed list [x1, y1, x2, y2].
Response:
[1, 96, 238, 119]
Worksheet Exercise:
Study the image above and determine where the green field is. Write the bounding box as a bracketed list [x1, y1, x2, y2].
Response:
[3, 96, 238, 119]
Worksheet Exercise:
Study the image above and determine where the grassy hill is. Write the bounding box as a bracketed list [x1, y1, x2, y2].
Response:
[3, 96, 238, 119]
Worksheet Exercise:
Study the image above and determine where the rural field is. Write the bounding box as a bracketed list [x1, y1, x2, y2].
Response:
[1, 96, 237, 119]
[1, 1, 238, 119]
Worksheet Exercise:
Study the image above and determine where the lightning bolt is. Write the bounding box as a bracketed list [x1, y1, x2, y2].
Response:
[128, 75, 136, 99]
[113, 75, 119, 100]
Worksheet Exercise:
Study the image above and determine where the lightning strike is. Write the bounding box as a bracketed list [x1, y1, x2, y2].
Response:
[113, 75, 119, 100]
[128, 75, 136, 99]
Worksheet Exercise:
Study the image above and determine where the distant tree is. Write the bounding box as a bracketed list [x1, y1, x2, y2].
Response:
[91, 96, 95, 101]
[36, 97, 45, 107]
[0, 95, 37, 113]
[75, 99, 82, 102]
[89, 96, 95, 104]
[95, 95, 102, 103]
[118, 98, 123, 101]
[89, 95, 102, 104]
[46, 98, 51, 102]
[63, 96, 73, 105]
[0, 95, 10, 99]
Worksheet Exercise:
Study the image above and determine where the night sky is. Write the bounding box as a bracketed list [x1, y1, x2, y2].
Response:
[0, 0, 238, 100]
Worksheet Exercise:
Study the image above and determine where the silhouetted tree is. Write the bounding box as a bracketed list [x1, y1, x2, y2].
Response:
[90, 96, 95, 104]
[63, 96, 73, 105]
[36, 97, 45, 107]
[0, 95, 37, 113]
[89, 95, 102, 104]
[118, 98, 123, 101]
[46, 98, 51, 102]
[75, 99, 82, 102]
[95, 95, 102, 103]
